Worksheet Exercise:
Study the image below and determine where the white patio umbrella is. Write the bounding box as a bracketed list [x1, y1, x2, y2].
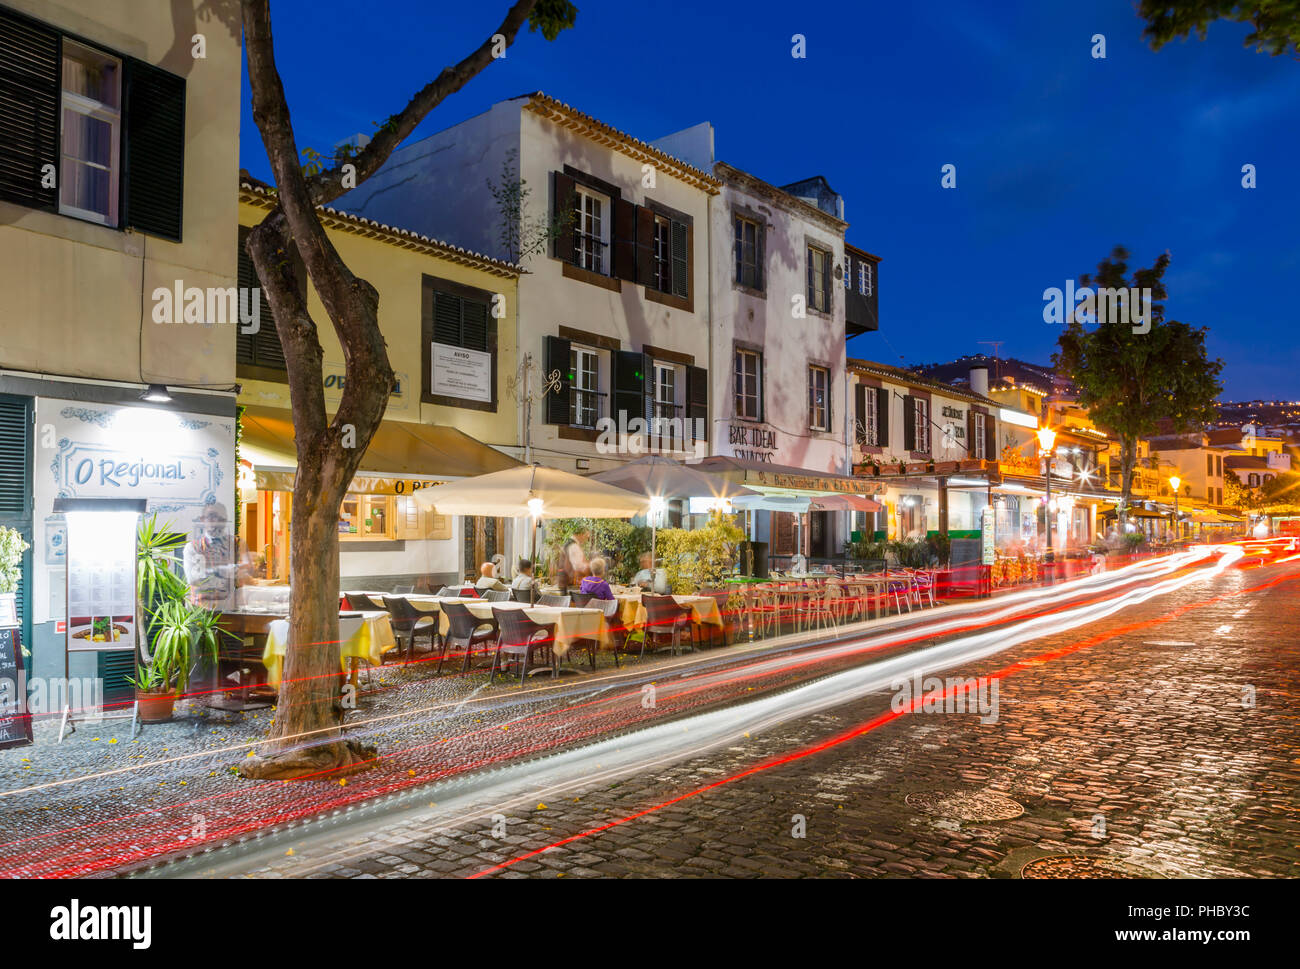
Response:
[413, 463, 648, 569]
[591, 456, 759, 565]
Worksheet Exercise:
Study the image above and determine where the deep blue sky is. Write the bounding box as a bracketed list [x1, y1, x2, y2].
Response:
[240, 0, 1300, 401]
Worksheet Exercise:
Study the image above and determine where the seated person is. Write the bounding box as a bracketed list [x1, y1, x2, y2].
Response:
[631, 552, 669, 594]
[789, 552, 808, 576]
[578, 556, 615, 601]
[511, 558, 538, 590]
[474, 562, 507, 592]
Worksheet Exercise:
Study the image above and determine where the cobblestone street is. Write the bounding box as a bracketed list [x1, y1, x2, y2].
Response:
[214, 559, 1300, 879]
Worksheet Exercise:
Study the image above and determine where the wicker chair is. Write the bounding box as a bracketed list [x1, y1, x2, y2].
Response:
[642, 594, 695, 656]
[439, 601, 498, 674]
[538, 593, 571, 608]
[483, 588, 510, 602]
[382, 595, 439, 662]
[511, 586, 537, 604]
[343, 593, 386, 611]
[695, 588, 732, 648]
[490, 606, 556, 684]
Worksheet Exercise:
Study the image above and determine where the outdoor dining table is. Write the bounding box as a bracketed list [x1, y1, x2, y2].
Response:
[343, 590, 445, 611]
[616, 592, 725, 632]
[842, 575, 889, 620]
[430, 596, 610, 658]
[261, 609, 397, 687]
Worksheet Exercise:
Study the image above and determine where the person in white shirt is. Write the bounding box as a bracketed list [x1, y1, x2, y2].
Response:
[789, 552, 808, 576]
[511, 558, 538, 591]
[474, 562, 507, 592]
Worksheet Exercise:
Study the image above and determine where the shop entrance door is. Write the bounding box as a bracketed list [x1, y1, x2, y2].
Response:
[463, 516, 507, 582]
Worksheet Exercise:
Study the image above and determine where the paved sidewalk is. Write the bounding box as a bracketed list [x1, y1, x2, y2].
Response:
[222, 560, 1300, 878]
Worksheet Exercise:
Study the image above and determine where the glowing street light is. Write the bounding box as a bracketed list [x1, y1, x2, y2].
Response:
[1169, 475, 1181, 541]
[1038, 425, 1057, 580]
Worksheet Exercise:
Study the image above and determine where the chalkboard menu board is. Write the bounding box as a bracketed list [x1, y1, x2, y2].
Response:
[0, 626, 33, 750]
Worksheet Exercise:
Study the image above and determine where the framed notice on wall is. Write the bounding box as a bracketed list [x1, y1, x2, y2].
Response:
[0, 626, 33, 750]
[430, 343, 492, 403]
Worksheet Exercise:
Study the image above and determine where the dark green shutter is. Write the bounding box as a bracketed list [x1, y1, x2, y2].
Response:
[635, 206, 655, 284]
[612, 199, 637, 281]
[671, 221, 689, 298]
[552, 171, 575, 261]
[236, 225, 286, 370]
[432, 290, 489, 353]
[0, 9, 59, 211]
[686, 365, 708, 441]
[461, 298, 488, 353]
[613, 350, 645, 423]
[0, 395, 32, 652]
[876, 387, 889, 447]
[122, 58, 185, 240]
[903, 396, 916, 451]
[544, 336, 571, 425]
[985, 419, 996, 462]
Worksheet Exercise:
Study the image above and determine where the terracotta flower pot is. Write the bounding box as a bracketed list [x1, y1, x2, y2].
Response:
[136, 689, 176, 723]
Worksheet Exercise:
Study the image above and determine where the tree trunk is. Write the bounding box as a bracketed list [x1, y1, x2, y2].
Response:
[235, 0, 563, 779]
[1118, 435, 1136, 527]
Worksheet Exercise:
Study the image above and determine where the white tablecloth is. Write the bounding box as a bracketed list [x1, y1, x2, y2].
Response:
[262, 610, 397, 685]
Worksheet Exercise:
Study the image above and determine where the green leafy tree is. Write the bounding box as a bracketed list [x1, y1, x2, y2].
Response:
[487, 149, 576, 264]
[1139, 1, 1300, 58]
[1053, 247, 1223, 523]
[239, 0, 577, 779]
[1223, 469, 1263, 510]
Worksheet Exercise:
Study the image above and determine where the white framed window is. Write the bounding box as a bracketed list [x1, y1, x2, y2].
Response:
[653, 215, 672, 293]
[807, 245, 830, 313]
[569, 345, 602, 428]
[859, 261, 873, 296]
[808, 366, 830, 432]
[843, 253, 851, 288]
[734, 349, 762, 420]
[734, 215, 762, 289]
[60, 41, 121, 226]
[974, 411, 987, 459]
[572, 185, 610, 274]
[915, 398, 930, 453]
[650, 361, 680, 449]
[862, 386, 878, 446]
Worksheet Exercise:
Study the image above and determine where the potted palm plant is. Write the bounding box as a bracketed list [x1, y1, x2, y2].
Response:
[129, 599, 222, 722]
[0, 525, 30, 628]
[129, 515, 223, 722]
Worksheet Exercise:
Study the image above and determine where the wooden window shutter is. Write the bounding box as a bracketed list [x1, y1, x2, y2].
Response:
[236, 225, 286, 369]
[876, 387, 889, 447]
[687, 365, 708, 441]
[966, 410, 976, 456]
[985, 419, 996, 463]
[552, 171, 575, 261]
[612, 198, 637, 281]
[902, 396, 916, 451]
[635, 205, 655, 284]
[122, 57, 185, 240]
[543, 335, 571, 424]
[671, 220, 689, 298]
[613, 350, 646, 422]
[0, 394, 30, 516]
[0, 10, 59, 211]
[432, 290, 462, 346]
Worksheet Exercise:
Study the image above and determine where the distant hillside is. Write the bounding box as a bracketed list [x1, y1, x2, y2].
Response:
[911, 355, 1074, 396]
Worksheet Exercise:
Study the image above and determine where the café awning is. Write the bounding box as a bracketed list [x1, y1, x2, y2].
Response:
[240, 405, 520, 495]
[689, 456, 886, 497]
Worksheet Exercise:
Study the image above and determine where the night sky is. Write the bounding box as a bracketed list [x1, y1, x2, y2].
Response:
[238, 0, 1300, 401]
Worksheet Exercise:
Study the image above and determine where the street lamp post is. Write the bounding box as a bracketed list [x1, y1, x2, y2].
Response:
[1169, 475, 1181, 543]
[1037, 426, 1057, 584]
